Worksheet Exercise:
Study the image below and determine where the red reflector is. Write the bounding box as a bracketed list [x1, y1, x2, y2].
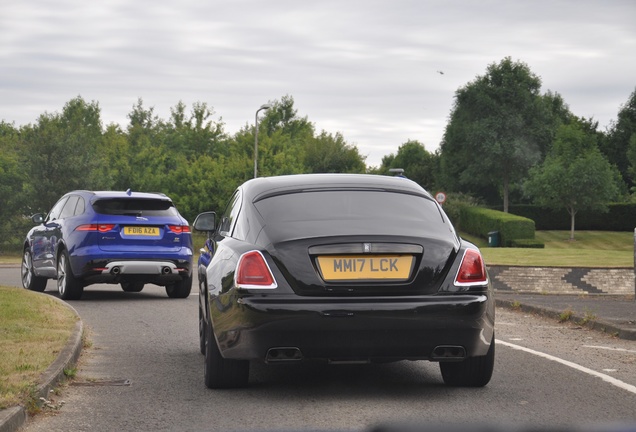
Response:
[235, 251, 277, 289]
[455, 249, 488, 285]
[169, 225, 191, 234]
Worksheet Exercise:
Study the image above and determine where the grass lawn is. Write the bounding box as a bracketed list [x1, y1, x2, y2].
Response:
[0, 286, 78, 410]
[463, 230, 635, 267]
[0, 253, 21, 264]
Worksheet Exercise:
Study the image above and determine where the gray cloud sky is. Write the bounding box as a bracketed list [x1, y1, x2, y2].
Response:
[1, 0, 635, 167]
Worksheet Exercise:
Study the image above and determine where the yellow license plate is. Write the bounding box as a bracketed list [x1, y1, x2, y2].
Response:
[316, 255, 414, 281]
[123, 226, 160, 236]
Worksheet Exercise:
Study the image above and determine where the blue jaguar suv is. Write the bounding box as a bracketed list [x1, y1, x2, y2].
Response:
[21, 190, 193, 300]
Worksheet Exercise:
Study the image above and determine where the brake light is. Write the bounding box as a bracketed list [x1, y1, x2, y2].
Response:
[235, 250, 277, 289]
[454, 249, 488, 286]
[169, 225, 191, 234]
[76, 224, 115, 233]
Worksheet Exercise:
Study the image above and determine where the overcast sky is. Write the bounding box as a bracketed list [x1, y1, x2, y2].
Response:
[2, 0, 635, 167]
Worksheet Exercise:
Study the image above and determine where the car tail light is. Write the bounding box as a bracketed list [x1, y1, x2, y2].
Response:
[454, 249, 488, 286]
[168, 225, 191, 234]
[76, 224, 115, 233]
[235, 250, 278, 289]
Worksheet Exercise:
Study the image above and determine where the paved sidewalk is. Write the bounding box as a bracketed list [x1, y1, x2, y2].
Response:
[496, 292, 636, 340]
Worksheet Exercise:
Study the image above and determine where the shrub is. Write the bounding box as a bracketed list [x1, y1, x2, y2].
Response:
[440, 192, 482, 227]
[459, 207, 535, 246]
[508, 203, 636, 231]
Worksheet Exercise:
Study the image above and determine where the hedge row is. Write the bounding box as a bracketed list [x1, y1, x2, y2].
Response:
[458, 207, 537, 247]
[507, 203, 636, 231]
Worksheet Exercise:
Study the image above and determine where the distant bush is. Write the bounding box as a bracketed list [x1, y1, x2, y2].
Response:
[459, 207, 535, 247]
[508, 203, 636, 231]
[440, 192, 482, 227]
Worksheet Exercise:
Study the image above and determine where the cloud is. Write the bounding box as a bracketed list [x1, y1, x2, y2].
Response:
[1, 0, 635, 166]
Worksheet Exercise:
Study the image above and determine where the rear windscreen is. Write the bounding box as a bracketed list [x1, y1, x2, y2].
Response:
[92, 198, 178, 217]
[254, 190, 447, 229]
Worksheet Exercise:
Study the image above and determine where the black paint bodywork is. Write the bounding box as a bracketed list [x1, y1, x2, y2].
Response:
[197, 174, 494, 363]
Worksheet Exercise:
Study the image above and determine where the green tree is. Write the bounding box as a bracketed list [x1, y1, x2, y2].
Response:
[0, 122, 27, 251]
[258, 131, 306, 176]
[606, 87, 636, 188]
[262, 95, 314, 141]
[20, 96, 104, 212]
[439, 57, 558, 212]
[304, 131, 366, 174]
[125, 98, 169, 190]
[535, 90, 573, 157]
[0, 122, 23, 216]
[626, 134, 636, 196]
[379, 140, 437, 189]
[524, 120, 621, 240]
[166, 101, 227, 158]
[94, 124, 134, 190]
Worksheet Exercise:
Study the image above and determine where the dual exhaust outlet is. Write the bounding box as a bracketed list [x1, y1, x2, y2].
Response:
[110, 266, 173, 275]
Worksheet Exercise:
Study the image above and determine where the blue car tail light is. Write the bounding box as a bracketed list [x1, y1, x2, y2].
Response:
[75, 224, 116, 233]
[168, 225, 191, 234]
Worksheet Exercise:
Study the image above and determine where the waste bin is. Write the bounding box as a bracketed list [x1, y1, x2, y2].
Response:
[488, 231, 500, 247]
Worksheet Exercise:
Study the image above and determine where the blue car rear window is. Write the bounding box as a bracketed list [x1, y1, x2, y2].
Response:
[92, 198, 178, 217]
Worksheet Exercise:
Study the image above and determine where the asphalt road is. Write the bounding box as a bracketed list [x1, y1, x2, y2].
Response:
[1, 266, 635, 431]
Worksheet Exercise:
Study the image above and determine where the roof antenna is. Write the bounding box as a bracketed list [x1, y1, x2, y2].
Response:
[126, 188, 132, 196]
[389, 168, 406, 178]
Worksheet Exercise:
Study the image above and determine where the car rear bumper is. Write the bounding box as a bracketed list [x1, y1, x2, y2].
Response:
[100, 260, 185, 275]
[70, 247, 192, 286]
[211, 293, 495, 362]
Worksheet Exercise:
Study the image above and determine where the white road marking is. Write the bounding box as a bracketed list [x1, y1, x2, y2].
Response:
[583, 345, 636, 354]
[497, 339, 636, 395]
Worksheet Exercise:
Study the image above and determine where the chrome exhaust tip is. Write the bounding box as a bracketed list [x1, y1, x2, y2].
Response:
[265, 347, 303, 362]
[431, 345, 466, 361]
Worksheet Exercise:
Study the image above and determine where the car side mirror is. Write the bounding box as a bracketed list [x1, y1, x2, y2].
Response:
[193, 212, 217, 236]
[31, 214, 44, 224]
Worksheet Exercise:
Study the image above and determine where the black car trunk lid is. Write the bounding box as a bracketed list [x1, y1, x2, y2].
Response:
[268, 236, 457, 296]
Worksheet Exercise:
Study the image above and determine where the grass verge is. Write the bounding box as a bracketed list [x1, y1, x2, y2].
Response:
[0, 286, 78, 409]
[463, 231, 634, 267]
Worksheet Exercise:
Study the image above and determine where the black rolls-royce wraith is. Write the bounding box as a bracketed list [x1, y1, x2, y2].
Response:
[194, 173, 494, 389]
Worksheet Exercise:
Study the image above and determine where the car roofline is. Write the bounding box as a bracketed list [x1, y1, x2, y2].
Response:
[243, 173, 434, 203]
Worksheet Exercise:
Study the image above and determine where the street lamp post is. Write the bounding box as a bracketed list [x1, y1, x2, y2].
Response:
[254, 103, 271, 178]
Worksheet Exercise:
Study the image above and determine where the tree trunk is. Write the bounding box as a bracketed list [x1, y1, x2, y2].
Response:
[503, 176, 509, 213]
[569, 207, 577, 240]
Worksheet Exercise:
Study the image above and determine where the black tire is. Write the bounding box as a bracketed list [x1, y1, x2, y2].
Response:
[57, 250, 84, 300]
[121, 282, 144, 293]
[166, 273, 193, 298]
[440, 336, 495, 387]
[204, 322, 249, 389]
[21, 249, 47, 292]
